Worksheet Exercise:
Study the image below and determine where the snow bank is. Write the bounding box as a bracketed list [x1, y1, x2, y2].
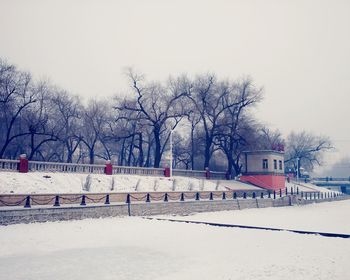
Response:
[0, 172, 231, 194]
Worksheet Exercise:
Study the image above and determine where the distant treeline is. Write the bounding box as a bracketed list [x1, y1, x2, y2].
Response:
[0, 59, 331, 175]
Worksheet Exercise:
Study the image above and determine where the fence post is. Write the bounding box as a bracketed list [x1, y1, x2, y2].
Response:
[252, 192, 256, 199]
[126, 194, 130, 204]
[233, 192, 237, 199]
[222, 192, 226, 200]
[291, 187, 294, 195]
[273, 191, 276, 199]
[210, 192, 213, 200]
[146, 193, 150, 203]
[180, 193, 184, 201]
[54, 195, 60, 207]
[260, 192, 264, 199]
[105, 194, 110, 204]
[285, 188, 288, 196]
[243, 192, 247, 199]
[24, 195, 31, 208]
[164, 193, 168, 202]
[80, 195, 86, 206]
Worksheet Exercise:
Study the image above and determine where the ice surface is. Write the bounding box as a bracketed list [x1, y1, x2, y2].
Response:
[0, 200, 349, 280]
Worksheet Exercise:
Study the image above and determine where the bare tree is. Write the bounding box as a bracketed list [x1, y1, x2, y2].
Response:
[115, 70, 190, 167]
[80, 100, 109, 164]
[284, 131, 332, 174]
[0, 59, 37, 158]
[50, 89, 82, 162]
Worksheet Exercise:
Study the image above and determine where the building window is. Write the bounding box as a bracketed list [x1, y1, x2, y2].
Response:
[279, 160, 283, 170]
[274, 159, 277, 170]
[262, 159, 268, 169]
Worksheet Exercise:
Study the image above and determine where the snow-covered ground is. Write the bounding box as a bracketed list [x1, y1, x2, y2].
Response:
[286, 181, 333, 193]
[0, 200, 349, 280]
[0, 172, 259, 194]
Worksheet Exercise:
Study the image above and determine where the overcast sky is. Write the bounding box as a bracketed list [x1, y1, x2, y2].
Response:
[1, 0, 349, 175]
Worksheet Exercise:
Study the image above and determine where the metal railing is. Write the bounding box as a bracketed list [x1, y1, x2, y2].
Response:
[313, 177, 350, 182]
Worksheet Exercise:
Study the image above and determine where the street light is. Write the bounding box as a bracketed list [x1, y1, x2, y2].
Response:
[296, 157, 300, 182]
[170, 129, 173, 177]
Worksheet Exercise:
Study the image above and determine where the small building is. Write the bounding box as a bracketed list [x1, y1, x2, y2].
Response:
[240, 150, 285, 191]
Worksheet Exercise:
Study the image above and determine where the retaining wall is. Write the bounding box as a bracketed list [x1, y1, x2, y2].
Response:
[1, 195, 348, 226]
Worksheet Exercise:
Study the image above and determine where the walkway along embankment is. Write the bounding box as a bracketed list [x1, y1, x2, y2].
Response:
[0, 191, 348, 226]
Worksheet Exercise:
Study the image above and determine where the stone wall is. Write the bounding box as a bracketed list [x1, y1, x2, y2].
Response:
[0, 195, 349, 226]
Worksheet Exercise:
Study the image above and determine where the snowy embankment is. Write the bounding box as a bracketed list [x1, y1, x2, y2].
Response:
[0, 171, 260, 194]
[286, 181, 333, 193]
[0, 200, 349, 280]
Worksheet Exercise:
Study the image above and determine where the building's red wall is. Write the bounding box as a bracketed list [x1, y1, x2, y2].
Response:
[240, 174, 285, 190]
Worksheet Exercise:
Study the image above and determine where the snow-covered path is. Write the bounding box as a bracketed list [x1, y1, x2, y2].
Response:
[0, 200, 349, 280]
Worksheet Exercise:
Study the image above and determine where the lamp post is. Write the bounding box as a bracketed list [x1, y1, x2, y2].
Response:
[170, 129, 173, 177]
[296, 157, 300, 182]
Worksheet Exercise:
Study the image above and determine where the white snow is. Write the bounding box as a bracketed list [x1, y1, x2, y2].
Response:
[0, 200, 349, 280]
[286, 181, 333, 193]
[0, 171, 258, 194]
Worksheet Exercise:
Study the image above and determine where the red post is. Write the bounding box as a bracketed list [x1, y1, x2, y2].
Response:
[105, 161, 113, 175]
[164, 167, 170, 177]
[18, 154, 28, 173]
[205, 167, 210, 179]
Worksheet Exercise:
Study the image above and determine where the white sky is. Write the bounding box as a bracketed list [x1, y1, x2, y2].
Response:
[0, 0, 349, 174]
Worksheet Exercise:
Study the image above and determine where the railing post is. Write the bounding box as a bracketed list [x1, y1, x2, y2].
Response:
[209, 192, 213, 200]
[180, 193, 184, 201]
[252, 192, 256, 199]
[205, 167, 210, 179]
[260, 192, 264, 199]
[54, 195, 60, 207]
[195, 192, 200, 201]
[164, 167, 170, 177]
[80, 195, 86, 206]
[24, 195, 31, 208]
[105, 160, 113, 175]
[243, 192, 247, 199]
[146, 193, 150, 203]
[164, 193, 168, 202]
[222, 192, 226, 200]
[18, 154, 28, 173]
[126, 194, 130, 204]
[105, 194, 110, 205]
[233, 192, 237, 199]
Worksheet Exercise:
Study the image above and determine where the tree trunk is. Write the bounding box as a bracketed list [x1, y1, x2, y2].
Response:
[89, 149, 94, 164]
[138, 133, 144, 167]
[191, 126, 195, 170]
[153, 128, 161, 168]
